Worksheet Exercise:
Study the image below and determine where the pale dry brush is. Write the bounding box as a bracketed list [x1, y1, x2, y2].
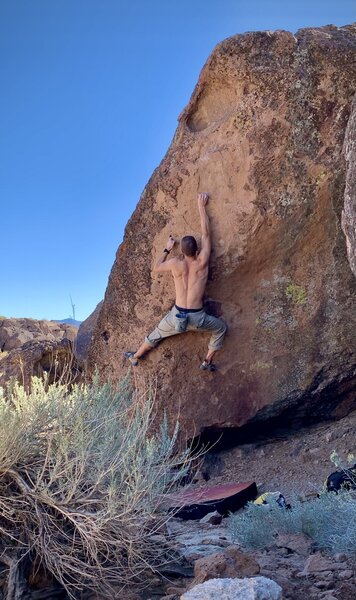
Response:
[0, 375, 195, 598]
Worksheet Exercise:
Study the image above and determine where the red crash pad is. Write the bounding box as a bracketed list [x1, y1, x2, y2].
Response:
[168, 481, 257, 520]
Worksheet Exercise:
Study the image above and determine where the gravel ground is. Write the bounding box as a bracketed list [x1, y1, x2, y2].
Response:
[195, 409, 356, 500]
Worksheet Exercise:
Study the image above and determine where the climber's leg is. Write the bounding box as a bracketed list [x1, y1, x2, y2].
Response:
[124, 306, 181, 365]
[134, 341, 153, 359]
[189, 311, 227, 370]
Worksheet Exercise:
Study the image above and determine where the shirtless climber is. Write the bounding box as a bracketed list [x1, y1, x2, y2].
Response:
[124, 193, 227, 371]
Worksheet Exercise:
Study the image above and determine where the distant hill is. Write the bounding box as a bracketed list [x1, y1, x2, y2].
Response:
[53, 318, 81, 328]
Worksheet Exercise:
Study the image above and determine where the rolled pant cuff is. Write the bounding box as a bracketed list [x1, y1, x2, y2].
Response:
[145, 336, 158, 348]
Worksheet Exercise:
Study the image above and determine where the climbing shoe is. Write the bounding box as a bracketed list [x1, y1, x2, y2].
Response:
[123, 351, 139, 366]
[200, 360, 216, 372]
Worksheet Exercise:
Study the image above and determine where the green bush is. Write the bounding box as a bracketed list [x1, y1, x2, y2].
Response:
[228, 490, 356, 555]
[0, 375, 192, 598]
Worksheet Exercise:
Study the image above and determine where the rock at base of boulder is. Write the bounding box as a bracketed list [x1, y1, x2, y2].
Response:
[181, 576, 282, 600]
[275, 532, 312, 557]
[191, 545, 260, 587]
[199, 510, 223, 525]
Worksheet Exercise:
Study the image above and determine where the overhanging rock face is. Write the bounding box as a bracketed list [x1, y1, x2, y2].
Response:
[88, 25, 356, 439]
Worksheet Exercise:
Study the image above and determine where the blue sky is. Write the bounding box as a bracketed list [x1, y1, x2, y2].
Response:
[1, 1, 354, 322]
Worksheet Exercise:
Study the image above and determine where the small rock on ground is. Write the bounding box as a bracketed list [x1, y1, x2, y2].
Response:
[181, 576, 282, 600]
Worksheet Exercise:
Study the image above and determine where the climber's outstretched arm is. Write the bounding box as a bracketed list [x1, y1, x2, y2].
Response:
[198, 193, 211, 266]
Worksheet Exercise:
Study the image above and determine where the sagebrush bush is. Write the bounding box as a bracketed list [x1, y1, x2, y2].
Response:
[228, 490, 356, 555]
[0, 375, 193, 598]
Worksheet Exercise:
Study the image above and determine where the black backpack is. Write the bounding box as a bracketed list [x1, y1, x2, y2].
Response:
[326, 464, 356, 492]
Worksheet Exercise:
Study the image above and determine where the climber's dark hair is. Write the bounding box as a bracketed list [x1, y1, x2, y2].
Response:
[181, 236, 198, 257]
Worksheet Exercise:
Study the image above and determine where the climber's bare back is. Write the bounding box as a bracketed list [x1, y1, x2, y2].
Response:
[151, 192, 211, 309]
[170, 255, 208, 309]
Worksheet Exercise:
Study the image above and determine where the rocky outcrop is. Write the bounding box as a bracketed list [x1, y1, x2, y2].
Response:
[88, 25, 356, 439]
[0, 339, 80, 390]
[162, 505, 356, 599]
[74, 301, 103, 366]
[342, 94, 356, 277]
[0, 318, 77, 352]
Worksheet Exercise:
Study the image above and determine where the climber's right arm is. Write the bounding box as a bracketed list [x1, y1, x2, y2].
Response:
[153, 254, 176, 273]
[152, 234, 176, 273]
[198, 193, 211, 266]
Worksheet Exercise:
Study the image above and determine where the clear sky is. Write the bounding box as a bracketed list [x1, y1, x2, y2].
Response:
[1, 1, 354, 322]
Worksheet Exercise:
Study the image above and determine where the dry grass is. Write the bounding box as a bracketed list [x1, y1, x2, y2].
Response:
[0, 374, 195, 598]
[229, 468, 356, 555]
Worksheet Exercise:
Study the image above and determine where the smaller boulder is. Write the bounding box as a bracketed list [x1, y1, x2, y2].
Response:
[0, 339, 80, 389]
[181, 576, 282, 600]
[275, 533, 312, 556]
[300, 552, 336, 575]
[191, 545, 260, 587]
[338, 570, 353, 580]
[199, 511, 223, 525]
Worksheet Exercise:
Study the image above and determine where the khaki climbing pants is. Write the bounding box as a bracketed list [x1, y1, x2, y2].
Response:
[145, 305, 227, 351]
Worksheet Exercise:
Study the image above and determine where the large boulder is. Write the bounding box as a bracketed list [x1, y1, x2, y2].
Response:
[88, 25, 356, 439]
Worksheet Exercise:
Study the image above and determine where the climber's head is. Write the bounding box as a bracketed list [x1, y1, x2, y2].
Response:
[181, 235, 198, 257]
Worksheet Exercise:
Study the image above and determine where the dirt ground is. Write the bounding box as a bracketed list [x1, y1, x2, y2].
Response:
[196, 408, 356, 499]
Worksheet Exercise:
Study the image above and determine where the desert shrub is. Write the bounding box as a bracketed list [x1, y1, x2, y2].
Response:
[228, 490, 356, 555]
[0, 375, 193, 598]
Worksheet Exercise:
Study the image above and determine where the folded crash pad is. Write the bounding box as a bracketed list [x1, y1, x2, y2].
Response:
[169, 481, 257, 520]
